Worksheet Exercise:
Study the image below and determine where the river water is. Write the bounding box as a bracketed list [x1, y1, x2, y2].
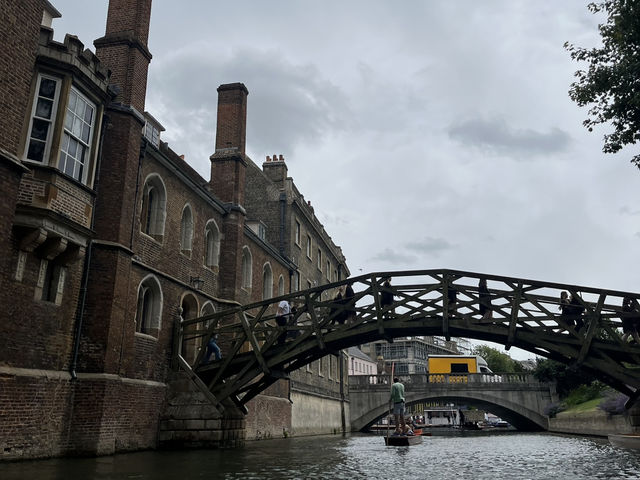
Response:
[2, 431, 640, 479]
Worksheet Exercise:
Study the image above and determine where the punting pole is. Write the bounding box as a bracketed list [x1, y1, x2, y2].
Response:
[387, 362, 395, 439]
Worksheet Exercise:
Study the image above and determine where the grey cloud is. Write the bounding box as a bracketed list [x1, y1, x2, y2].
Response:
[405, 237, 456, 256]
[619, 206, 640, 216]
[148, 47, 351, 160]
[447, 117, 570, 158]
[369, 248, 417, 264]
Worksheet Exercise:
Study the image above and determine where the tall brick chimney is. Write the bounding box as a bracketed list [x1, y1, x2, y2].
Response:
[209, 83, 249, 300]
[209, 83, 249, 206]
[94, 0, 153, 112]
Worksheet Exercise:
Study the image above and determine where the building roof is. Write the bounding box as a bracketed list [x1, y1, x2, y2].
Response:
[348, 346, 374, 363]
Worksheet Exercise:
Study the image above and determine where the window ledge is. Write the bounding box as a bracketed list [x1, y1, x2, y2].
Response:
[135, 332, 158, 341]
[140, 231, 163, 244]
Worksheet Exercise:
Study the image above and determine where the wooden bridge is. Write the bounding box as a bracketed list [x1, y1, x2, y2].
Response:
[177, 269, 640, 412]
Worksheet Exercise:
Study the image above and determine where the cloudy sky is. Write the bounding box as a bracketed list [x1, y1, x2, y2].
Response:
[52, 1, 640, 358]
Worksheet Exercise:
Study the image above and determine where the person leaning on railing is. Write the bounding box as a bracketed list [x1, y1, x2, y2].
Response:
[380, 277, 394, 319]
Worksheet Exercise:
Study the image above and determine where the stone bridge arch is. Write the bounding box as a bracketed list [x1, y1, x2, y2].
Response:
[349, 374, 553, 432]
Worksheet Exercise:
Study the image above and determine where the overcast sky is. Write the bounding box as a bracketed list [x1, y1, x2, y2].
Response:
[52, 1, 640, 359]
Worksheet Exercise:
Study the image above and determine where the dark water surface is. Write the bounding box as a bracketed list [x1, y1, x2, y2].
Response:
[2, 431, 640, 479]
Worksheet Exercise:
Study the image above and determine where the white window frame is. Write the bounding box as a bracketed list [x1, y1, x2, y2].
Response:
[140, 173, 167, 240]
[135, 274, 163, 338]
[59, 86, 96, 184]
[241, 246, 252, 289]
[180, 204, 194, 255]
[143, 120, 160, 148]
[24, 74, 61, 165]
[295, 219, 301, 246]
[262, 263, 273, 300]
[204, 220, 221, 268]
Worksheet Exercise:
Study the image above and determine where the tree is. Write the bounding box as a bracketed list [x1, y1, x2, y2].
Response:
[565, 0, 640, 168]
[532, 358, 597, 398]
[471, 345, 523, 373]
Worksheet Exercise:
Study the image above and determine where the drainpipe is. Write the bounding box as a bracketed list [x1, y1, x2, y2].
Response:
[340, 351, 346, 434]
[69, 111, 109, 380]
[278, 191, 286, 255]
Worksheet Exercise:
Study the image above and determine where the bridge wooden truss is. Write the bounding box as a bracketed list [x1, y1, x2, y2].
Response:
[178, 269, 640, 412]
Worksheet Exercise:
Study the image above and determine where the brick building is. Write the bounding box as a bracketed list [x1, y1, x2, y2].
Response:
[0, 0, 349, 460]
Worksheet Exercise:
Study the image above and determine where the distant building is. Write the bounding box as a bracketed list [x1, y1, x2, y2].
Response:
[347, 346, 377, 376]
[360, 336, 468, 375]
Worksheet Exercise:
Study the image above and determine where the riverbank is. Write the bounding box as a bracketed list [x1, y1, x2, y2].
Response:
[548, 409, 636, 437]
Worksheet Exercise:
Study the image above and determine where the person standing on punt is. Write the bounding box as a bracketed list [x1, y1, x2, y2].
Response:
[390, 377, 406, 435]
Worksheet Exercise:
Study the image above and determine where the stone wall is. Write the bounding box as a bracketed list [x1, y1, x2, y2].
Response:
[291, 391, 349, 436]
[245, 380, 292, 441]
[548, 410, 636, 437]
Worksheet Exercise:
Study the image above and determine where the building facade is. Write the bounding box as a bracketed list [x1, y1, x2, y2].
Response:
[0, 0, 349, 460]
[360, 336, 471, 376]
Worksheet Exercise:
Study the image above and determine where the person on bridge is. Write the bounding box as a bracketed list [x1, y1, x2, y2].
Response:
[205, 334, 222, 362]
[390, 377, 406, 435]
[344, 283, 356, 325]
[380, 277, 394, 319]
[622, 296, 640, 344]
[447, 286, 458, 315]
[559, 291, 571, 328]
[569, 292, 585, 332]
[276, 299, 291, 344]
[478, 278, 492, 321]
[331, 289, 345, 325]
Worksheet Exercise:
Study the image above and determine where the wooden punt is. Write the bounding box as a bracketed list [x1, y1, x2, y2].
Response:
[384, 435, 423, 446]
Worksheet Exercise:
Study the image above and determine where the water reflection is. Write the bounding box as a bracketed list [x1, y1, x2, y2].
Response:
[1, 432, 640, 479]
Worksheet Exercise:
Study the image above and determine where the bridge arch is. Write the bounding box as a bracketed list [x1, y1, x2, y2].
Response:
[181, 269, 640, 411]
[349, 374, 551, 432]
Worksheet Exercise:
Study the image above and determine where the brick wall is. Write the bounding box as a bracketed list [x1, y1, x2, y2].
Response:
[17, 169, 95, 228]
[245, 159, 286, 251]
[0, 370, 73, 460]
[1, 238, 83, 370]
[0, 0, 41, 157]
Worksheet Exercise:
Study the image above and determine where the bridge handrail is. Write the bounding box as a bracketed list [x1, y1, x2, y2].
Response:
[181, 268, 640, 409]
[348, 373, 541, 386]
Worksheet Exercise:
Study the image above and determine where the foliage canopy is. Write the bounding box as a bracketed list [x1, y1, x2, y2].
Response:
[565, 0, 640, 168]
[471, 345, 524, 373]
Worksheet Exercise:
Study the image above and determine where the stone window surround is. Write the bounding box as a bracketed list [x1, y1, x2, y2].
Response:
[23, 72, 100, 187]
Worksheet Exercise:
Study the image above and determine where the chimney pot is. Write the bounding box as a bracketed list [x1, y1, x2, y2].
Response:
[279, 154, 284, 161]
[266, 155, 271, 162]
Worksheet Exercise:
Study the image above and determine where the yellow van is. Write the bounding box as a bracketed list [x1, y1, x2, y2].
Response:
[427, 355, 492, 383]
